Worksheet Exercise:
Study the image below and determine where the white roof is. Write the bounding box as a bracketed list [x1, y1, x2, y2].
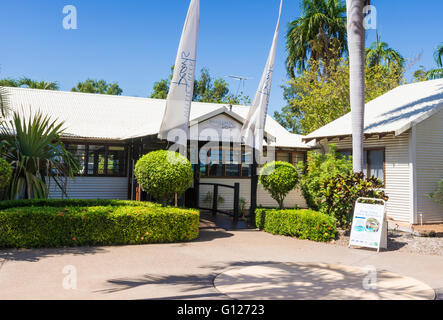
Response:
[1, 87, 310, 149]
[304, 79, 443, 141]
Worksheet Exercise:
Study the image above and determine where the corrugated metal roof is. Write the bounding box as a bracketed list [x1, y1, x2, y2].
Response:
[304, 79, 443, 141]
[2, 87, 310, 148]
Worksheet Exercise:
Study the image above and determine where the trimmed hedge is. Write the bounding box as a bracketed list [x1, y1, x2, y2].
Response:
[256, 208, 337, 242]
[0, 199, 162, 210]
[0, 200, 199, 248]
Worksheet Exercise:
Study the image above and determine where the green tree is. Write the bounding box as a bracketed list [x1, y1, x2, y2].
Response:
[0, 111, 79, 200]
[297, 144, 353, 210]
[0, 158, 12, 189]
[0, 78, 21, 88]
[0, 78, 59, 90]
[365, 33, 404, 69]
[428, 179, 443, 207]
[414, 43, 443, 81]
[259, 161, 299, 209]
[275, 58, 403, 134]
[71, 79, 123, 95]
[150, 67, 250, 105]
[19, 78, 59, 90]
[286, 0, 347, 78]
[134, 150, 193, 205]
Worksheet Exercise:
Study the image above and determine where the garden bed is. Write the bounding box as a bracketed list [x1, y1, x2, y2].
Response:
[0, 199, 199, 248]
[255, 208, 337, 242]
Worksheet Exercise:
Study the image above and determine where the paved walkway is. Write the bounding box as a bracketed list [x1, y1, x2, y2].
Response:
[0, 226, 442, 300]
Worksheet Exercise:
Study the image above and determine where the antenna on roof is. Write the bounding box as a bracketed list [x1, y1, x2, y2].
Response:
[226, 75, 252, 96]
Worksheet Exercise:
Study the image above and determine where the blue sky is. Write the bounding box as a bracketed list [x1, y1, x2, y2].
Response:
[0, 0, 442, 117]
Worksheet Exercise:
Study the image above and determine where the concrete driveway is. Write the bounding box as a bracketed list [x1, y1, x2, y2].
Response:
[0, 227, 442, 300]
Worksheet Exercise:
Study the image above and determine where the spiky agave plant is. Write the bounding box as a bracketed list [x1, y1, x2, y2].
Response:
[0, 111, 79, 200]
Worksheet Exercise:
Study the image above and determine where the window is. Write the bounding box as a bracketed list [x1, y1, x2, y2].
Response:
[276, 152, 290, 163]
[367, 149, 384, 183]
[66, 144, 86, 175]
[65, 143, 127, 177]
[276, 151, 305, 167]
[291, 153, 305, 167]
[199, 145, 251, 178]
[339, 149, 385, 184]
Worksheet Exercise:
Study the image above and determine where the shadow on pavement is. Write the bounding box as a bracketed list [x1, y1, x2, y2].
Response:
[98, 261, 435, 300]
[0, 246, 107, 263]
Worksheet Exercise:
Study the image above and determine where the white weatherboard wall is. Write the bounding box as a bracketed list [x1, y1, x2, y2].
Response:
[323, 132, 412, 223]
[48, 177, 128, 200]
[199, 178, 307, 211]
[415, 108, 443, 223]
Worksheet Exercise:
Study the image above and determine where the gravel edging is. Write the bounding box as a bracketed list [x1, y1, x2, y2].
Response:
[328, 229, 443, 256]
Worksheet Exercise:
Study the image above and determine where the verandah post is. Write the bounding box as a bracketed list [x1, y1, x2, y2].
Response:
[250, 148, 258, 224]
[234, 183, 240, 223]
[212, 185, 218, 217]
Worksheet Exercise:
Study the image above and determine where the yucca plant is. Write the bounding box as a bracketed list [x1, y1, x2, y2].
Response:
[0, 111, 79, 200]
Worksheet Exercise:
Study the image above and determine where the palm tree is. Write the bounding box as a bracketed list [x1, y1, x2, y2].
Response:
[346, 0, 368, 173]
[0, 111, 79, 199]
[426, 43, 443, 80]
[365, 33, 404, 69]
[0, 78, 59, 90]
[19, 78, 59, 90]
[413, 44, 443, 81]
[286, 0, 347, 78]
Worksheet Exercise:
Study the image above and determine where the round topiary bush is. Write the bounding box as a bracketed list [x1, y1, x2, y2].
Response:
[134, 150, 193, 205]
[259, 161, 299, 209]
[0, 158, 12, 189]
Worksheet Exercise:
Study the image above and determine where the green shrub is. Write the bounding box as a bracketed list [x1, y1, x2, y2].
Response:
[298, 144, 352, 210]
[428, 179, 443, 206]
[259, 161, 299, 209]
[0, 158, 12, 189]
[319, 172, 388, 227]
[134, 150, 193, 205]
[255, 208, 337, 242]
[0, 199, 161, 210]
[0, 200, 199, 248]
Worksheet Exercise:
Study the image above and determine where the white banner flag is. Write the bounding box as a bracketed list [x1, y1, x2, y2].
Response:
[241, 0, 282, 152]
[158, 0, 200, 143]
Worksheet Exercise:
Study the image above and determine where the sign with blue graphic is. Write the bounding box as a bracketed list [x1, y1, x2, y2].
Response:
[349, 198, 388, 252]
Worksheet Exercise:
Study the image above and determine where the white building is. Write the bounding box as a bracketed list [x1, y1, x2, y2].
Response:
[2, 86, 310, 210]
[3, 78, 443, 224]
[304, 79, 443, 224]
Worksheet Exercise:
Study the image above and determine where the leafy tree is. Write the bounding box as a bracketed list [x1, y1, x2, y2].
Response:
[365, 33, 404, 69]
[428, 179, 443, 207]
[0, 78, 21, 87]
[0, 158, 12, 189]
[274, 58, 404, 134]
[71, 79, 123, 95]
[413, 65, 429, 82]
[297, 144, 352, 211]
[134, 150, 193, 205]
[19, 78, 59, 90]
[414, 43, 443, 81]
[0, 111, 79, 200]
[150, 67, 250, 105]
[319, 172, 388, 227]
[259, 161, 299, 209]
[286, 0, 347, 78]
[0, 78, 59, 90]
